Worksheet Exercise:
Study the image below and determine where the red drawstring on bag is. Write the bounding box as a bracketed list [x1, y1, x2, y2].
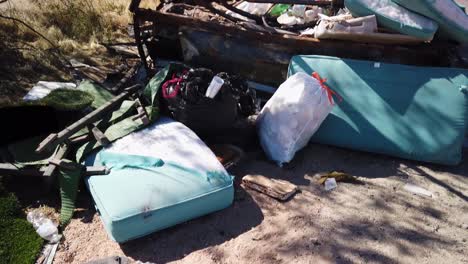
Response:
[162, 71, 188, 99]
[311, 72, 342, 105]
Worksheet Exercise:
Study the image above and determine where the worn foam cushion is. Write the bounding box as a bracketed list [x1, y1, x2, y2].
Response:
[85, 117, 234, 242]
[345, 0, 438, 41]
[392, 0, 468, 44]
[288, 55, 468, 165]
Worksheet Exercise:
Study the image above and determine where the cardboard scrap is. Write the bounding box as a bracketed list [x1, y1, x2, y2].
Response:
[242, 174, 298, 201]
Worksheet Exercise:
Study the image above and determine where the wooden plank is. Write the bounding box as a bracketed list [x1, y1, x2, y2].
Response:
[43, 144, 70, 178]
[84, 166, 110, 176]
[0, 163, 44, 177]
[242, 174, 298, 201]
[35, 84, 142, 153]
[90, 125, 110, 146]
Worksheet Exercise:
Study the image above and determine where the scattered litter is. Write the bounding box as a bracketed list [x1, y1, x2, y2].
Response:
[404, 183, 433, 197]
[226, 2, 273, 21]
[85, 256, 132, 264]
[257, 72, 336, 166]
[210, 144, 244, 169]
[104, 44, 139, 58]
[318, 171, 361, 185]
[205, 76, 224, 98]
[277, 5, 322, 26]
[160, 65, 258, 137]
[324, 178, 337, 191]
[23, 81, 76, 101]
[315, 15, 377, 38]
[242, 174, 298, 201]
[27, 210, 61, 243]
[269, 4, 291, 17]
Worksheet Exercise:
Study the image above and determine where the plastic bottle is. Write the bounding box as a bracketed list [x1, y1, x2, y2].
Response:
[27, 211, 61, 243]
[269, 4, 291, 17]
[205, 76, 224, 98]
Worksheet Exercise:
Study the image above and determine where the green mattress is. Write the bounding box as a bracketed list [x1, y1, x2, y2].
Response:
[85, 118, 234, 242]
[288, 55, 468, 165]
[392, 0, 468, 44]
[345, 0, 438, 41]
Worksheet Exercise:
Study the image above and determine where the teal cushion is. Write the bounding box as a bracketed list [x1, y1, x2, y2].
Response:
[288, 55, 468, 165]
[86, 152, 233, 242]
[392, 0, 468, 44]
[345, 0, 438, 40]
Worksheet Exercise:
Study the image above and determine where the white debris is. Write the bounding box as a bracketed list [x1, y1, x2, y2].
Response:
[23, 81, 76, 101]
[324, 178, 338, 191]
[404, 183, 433, 197]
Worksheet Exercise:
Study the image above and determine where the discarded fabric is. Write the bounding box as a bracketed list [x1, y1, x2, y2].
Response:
[392, 0, 468, 44]
[345, 0, 438, 41]
[315, 15, 377, 39]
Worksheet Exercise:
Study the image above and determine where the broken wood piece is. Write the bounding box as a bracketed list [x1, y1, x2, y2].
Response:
[242, 174, 298, 201]
[35, 84, 142, 153]
[84, 166, 110, 176]
[67, 134, 91, 144]
[112, 62, 141, 93]
[36, 134, 58, 153]
[0, 163, 44, 177]
[49, 159, 82, 171]
[43, 144, 70, 178]
[90, 125, 110, 146]
[133, 98, 150, 125]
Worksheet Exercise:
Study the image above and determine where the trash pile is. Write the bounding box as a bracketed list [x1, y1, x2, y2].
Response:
[155, 0, 468, 44]
[1, 1, 467, 258]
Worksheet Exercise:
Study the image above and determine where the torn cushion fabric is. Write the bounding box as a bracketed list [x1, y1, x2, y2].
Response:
[288, 55, 468, 165]
[344, 0, 438, 41]
[392, 0, 468, 44]
[84, 118, 234, 242]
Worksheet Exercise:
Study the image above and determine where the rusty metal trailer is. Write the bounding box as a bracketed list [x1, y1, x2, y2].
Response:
[129, 0, 468, 85]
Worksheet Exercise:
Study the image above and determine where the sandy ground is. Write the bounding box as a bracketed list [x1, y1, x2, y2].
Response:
[53, 143, 468, 264]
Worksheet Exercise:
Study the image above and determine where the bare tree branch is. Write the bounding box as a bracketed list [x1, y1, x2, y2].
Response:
[0, 13, 58, 50]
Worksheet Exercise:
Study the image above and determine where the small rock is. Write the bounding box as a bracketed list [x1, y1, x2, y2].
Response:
[461, 224, 468, 229]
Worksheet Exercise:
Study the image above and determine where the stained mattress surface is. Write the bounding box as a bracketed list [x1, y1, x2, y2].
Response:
[85, 117, 234, 242]
[345, 0, 438, 40]
[392, 0, 468, 43]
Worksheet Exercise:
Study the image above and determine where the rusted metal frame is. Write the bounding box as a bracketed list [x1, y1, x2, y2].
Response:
[133, 12, 149, 70]
[136, 9, 439, 50]
[129, 0, 142, 13]
[36, 84, 143, 153]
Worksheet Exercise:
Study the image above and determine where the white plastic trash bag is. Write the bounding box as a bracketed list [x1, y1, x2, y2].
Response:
[257, 72, 336, 166]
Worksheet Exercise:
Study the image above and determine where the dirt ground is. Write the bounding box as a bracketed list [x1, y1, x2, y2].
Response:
[52, 143, 468, 264]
